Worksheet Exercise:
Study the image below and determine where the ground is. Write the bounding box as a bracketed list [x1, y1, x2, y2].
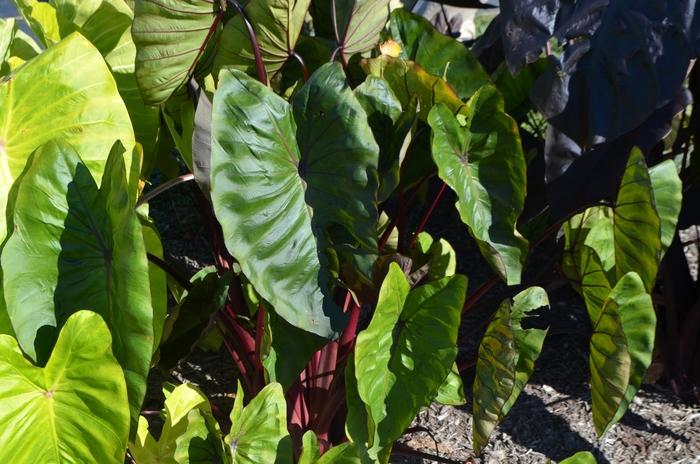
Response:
[147, 179, 700, 464]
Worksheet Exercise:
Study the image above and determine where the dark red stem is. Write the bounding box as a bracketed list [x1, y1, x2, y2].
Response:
[229, 0, 268, 84]
[408, 182, 447, 249]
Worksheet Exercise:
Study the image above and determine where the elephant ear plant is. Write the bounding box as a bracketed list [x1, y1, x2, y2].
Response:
[0, 0, 688, 462]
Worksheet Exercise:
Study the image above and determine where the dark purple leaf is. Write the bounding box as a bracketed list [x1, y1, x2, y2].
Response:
[544, 90, 690, 220]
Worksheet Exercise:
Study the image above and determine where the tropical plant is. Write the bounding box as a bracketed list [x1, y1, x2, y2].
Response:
[0, 0, 694, 462]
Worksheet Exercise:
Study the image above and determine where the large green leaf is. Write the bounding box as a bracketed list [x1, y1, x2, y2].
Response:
[354, 75, 415, 202]
[589, 272, 655, 436]
[1, 140, 153, 430]
[226, 382, 292, 464]
[215, 0, 311, 80]
[311, 0, 390, 62]
[130, 383, 227, 463]
[0, 310, 130, 463]
[362, 55, 465, 121]
[36, 0, 161, 160]
[211, 63, 378, 338]
[472, 287, 549, 453]
[428, 89, 528, 285]
[352, 263, 467, 460]
[388, 8, 489, 100]
[576, 149, 665, 292]
[0, 32, 135, 242]
[132, 0, 224, 105]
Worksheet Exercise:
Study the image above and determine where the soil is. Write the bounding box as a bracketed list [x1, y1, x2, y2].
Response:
[146, 179, 700, 464]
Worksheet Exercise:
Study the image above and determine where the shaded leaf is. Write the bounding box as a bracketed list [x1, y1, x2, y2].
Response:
[215, 0, 311, 79]
[312, 0, 390, 62]
[472, 287, 549, 453]
[192, 79, 213, 196]
[0, 18, 41, 75]
[648, 160, 682, 255]
[158, 267, 230, 369]
[0, 311, 129, 464]
[1, 141, 153, 430]
[389, 8, 489, 99]
[362, 55, 465, 121]
[263, 309, 325, 390]
[211, 63, 378, 338]
[531, 1, 694, 146]
[132, 0, 224, 105]
[428, 89, 528, 285]
[354, 75, 415, 202]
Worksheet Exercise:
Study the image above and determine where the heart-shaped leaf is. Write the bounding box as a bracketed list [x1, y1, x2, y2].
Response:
[1, 140, 153, 430]
[428, 88, 528, 285]
[351, 263, 467, 459]
[211, 63, 378, 338]
[572, 149, 677, 293]
[312, 0, 391, 63]
[0, 32, 135, 242]
[132, 0, 224, 105]
[472, 287, 549, 453]
[0, 310, 130, 464]
[215, 0, 311, 80]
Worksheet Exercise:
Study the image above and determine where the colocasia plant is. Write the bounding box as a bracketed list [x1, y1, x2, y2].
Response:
[0, 0, 696, 462]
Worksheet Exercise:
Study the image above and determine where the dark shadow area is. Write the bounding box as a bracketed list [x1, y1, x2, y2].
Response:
[498, 389, 610, 463]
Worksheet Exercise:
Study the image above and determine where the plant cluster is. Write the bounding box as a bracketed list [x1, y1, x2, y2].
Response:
[0, 0, 697, 463]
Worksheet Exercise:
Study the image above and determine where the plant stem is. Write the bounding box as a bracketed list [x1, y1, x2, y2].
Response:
[228, 0, 268, 84]
[136, 173, 195, 208]
[147, 253, 192, 291]
[462, 274, 499, 315]
[291, 52, 309, 81]
[391, 443, 464, 464]
[408, 182, 447, 249]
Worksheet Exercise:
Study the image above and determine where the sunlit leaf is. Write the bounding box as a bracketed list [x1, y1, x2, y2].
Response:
[428, 88, 528, 285]
[1, 141, 153, 430]
[211, 63, 378, 338]
[0, 311, 130, 464]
